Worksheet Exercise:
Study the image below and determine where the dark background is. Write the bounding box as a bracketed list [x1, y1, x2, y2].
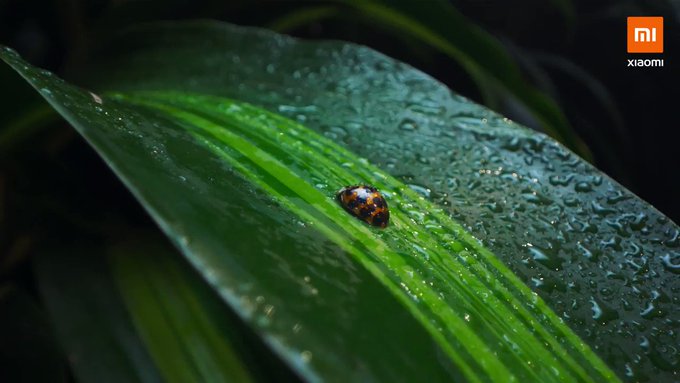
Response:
[1, 0, 678, 224]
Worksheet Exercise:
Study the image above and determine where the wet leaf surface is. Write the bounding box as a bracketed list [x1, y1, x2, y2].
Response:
[2, 21, 678, 381]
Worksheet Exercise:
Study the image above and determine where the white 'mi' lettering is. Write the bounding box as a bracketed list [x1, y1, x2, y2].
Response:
[634, 27, 656, 42]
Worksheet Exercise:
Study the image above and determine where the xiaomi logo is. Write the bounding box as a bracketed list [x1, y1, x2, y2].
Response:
[627, 17, 663, 53]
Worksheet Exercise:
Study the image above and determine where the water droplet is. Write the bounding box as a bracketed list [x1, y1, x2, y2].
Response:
[406, 184, 431, 199]
[660, 253, 680, 274]
[548, 174, 573, 186]
[399, 118, 418, 131]
[575, 181, 592, 192]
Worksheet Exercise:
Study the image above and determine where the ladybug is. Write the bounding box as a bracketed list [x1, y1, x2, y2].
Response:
[336, 185, 390, 228]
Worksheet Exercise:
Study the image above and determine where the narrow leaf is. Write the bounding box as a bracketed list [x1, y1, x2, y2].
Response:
[35, 242, 163, 383]
[110, 236, 256, 383]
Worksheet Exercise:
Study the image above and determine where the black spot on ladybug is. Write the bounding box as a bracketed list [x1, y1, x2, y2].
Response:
[336, 185, 390, 228]
[372, 211, 387, 227]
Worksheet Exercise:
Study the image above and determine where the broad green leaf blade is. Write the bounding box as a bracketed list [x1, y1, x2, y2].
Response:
[109, 236, 255, 383]
[117, 91, 620, 383]
[34, 242, 163, 383]
[74, 22, 677, 381]
[0, 56, 466, 382]
[2, 20, 677, 381]
[2, 49, 617, 382]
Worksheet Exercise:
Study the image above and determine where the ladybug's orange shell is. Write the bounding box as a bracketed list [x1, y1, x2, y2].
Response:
[336, 185, 389, 228]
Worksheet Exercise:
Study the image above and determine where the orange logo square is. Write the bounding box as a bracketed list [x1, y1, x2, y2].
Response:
[627, 17, 663, 53]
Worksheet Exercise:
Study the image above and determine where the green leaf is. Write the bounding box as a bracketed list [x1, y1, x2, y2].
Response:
[35, 231, 300, 383]
[268, 5, 341, 32]
[2, 20, 678, 382]
[35, 241, 163, 383]
[109, 236, 255, 383]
